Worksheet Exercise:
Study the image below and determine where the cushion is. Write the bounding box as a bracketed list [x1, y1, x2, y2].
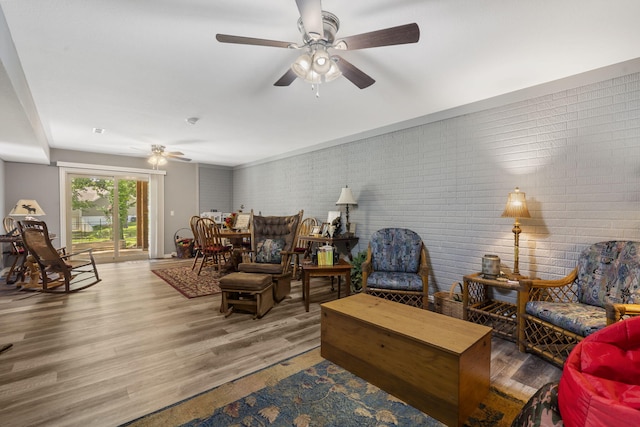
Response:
[510, 382, 563, 427]
[238, 262, 284, 275]
[252, 214, 299, 250]
[525, 301, 607, 337]
[370, 228, 422, 273]
[558, 316, 640, 427]
[220, 272, 272, 291]
[576, 241, 640, 307]
[255, 238, 285, 264]
[366, 271, 425, 291]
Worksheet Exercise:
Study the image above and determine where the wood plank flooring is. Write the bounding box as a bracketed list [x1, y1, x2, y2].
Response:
[0, 259, 561, 426]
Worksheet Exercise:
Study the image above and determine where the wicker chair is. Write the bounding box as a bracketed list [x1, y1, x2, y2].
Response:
[238, 210, 303, 302]
[361, 228, 429, 309]
[17, 220, 101, 292]
[519, 240, 640, 367]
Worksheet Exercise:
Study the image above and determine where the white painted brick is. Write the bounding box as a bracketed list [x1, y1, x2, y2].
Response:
[230, 69, 640, 294]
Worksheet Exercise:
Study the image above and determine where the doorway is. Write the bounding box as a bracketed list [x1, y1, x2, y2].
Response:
[66, 173, 149, 262]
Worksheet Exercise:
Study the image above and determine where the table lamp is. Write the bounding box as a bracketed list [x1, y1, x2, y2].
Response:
[335, 185, 357, 236]
[501, 187, 530, 276]
[10, 199, 46, 220]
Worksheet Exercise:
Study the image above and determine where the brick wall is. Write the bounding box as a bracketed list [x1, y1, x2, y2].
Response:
[199, 165, 233, 214]
[233, 70, 640, 297]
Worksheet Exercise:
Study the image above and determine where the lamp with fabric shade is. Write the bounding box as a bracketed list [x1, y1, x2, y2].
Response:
[501, 187, 531, 276]
[9, 199, 46, 219]
[335, 186, 357, 236]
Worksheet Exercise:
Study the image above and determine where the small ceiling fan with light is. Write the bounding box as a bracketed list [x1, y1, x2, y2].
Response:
[147, 145, 191, 169]
[216, 0, 420, 95]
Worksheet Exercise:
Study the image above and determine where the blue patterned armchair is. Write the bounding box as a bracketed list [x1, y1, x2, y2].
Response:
[519, 240, 640, 367]
[361, 228, 429, 309]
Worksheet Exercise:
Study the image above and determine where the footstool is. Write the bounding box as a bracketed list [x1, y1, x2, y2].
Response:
[219, 272, 274, 319]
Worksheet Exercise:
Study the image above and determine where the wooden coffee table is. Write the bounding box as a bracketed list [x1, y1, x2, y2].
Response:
[321, 293, 492, 427]
[301, 258, 351, 312]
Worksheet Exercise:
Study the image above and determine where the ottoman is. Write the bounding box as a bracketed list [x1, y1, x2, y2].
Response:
[219, 272, 274, 319]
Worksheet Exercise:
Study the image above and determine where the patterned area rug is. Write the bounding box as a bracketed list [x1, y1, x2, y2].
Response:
[123, 347, 524, 427]
[152, 266, 224, 298]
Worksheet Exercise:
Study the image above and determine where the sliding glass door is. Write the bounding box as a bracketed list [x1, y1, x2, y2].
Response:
[67, 173, 149, 262]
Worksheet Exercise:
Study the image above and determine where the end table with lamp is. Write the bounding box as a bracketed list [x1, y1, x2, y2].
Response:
[463, 187, 532, 344]
[335, 185, 357, 236]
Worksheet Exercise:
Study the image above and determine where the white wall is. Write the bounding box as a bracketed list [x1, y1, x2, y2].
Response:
[234, 68, 640, 296]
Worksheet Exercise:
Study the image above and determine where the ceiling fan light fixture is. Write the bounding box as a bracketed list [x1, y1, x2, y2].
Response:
[311, 47, 331, 74]
[324, 60, 342, 82]
[292, 53, 312, 79]
[147, 155, 167, 166]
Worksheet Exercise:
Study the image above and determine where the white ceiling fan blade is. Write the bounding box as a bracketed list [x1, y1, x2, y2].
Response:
[296, 0, 323, 40]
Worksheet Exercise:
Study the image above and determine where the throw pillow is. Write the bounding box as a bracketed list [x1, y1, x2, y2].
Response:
[255, 238, 285, 264]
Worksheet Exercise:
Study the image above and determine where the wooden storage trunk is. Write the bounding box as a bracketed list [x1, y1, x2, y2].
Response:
[321, 293, 492, 427]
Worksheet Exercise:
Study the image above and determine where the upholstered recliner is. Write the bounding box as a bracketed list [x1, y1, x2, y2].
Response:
[238, 210, 303, 302]
[361, 228, 429, 309]
[519, 240, 640, 367]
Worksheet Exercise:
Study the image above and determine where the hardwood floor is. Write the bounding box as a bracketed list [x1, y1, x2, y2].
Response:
[0, 259, 561, 427]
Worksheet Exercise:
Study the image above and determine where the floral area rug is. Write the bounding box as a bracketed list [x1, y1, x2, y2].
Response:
[152, 266, 224, 298]
[122, 347, 524, 427]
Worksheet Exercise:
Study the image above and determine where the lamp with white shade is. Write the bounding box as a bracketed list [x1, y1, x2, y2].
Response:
[335, 185, 357, 236]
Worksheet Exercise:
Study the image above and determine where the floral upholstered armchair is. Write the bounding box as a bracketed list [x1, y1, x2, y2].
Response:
[519, 240, 640, 367]
[361, 228, 429, 309]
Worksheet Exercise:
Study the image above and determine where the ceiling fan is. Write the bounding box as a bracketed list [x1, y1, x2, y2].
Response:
[216, 0, 420, 91]
[147, 145, 191, 168]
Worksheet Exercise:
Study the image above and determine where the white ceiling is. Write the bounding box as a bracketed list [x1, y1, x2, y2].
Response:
[1, 0, 640, 167]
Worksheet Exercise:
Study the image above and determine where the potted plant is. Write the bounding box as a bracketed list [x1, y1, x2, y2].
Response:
[350, 250, 367, 293]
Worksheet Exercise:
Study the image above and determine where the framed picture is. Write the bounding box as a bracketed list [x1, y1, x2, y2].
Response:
[320, 222, 330, 237]
[348, 222, 356, 234]
[233, 213, 250, 230]
[327, 211, 341, 224]
[311, 225, 322, 236]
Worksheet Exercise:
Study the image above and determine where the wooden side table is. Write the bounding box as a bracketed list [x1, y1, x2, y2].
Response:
[301, 259, 351, 312]
[462, 272, 524, 344]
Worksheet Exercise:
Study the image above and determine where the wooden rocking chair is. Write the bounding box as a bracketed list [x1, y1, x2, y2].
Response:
[17, 220, 101, 293]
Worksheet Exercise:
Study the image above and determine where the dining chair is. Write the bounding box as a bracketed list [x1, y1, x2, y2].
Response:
[195, 217, 233, 274]
[189, 215, 201, 270]
[292, 217, 317, 279]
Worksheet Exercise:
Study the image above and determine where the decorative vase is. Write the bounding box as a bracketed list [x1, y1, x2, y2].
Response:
[482, 254, 500, 279]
